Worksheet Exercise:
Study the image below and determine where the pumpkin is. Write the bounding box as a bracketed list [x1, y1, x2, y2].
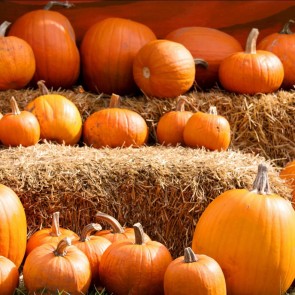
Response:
[280, 160, 295, 190]
[0, 96, 40, 147]
[99, 223, 172, 295]
[26, 211, 79, 256]
[192, 163, 295, 295]
[183, 106, 231, 151]
[219, 28, 284, 94]
[0, 21, 35, 90]
[73, 223, 112, 287]
[0, 184, 27, 268]
[95, 211, 151, 243]
[8, 2, 79, 89]
[257, 19, 295, 89]
[166, 26, 243, 89]
[164, 247, 226, 295]
[133, 39, 200, 98]
[80, 17, 156, 95]
[156, 96, 194, 146]
[23, 237, 92, 294]
[0, 256, 19, 295]
[25, 80, 83, 145]
[83, 93, 148, 148]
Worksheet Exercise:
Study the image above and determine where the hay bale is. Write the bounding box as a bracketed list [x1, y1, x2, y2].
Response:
[0, 143, 290, 258]
[0, 87, 293, 166]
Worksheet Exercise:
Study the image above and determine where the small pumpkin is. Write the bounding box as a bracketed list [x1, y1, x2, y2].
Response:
[164, 247, 227, 295]
[99, 223, 172, 295]
[25, 80, 83, 145]
[183, 106, 231, 151]
[156, 96, 194, 146]
[257, 20, 295, 89]
[133, 39, 202, 98]
[279, 160, 295, 190]
[0, 21, 35, 90]
[83, 93, 148, 148]
[0, 96, 40, 147]
[219, 28, 284, 94]
[23, 237, 92, 294]
[0, 256, 19, 295]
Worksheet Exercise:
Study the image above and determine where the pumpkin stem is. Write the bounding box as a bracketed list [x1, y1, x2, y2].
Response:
[95, 211, 125, 234]
[79, 223, 102, 242]
[44, 1, 74, 10]
[54, 237, 71, 257]
[109, 93, 121, 108]
[194, 58, 208, 69]
[208, 106, 218, 115]
[37, 80, 50, 95]
[279, 19, 295, 34]
[10, 97, 21, 115]
[252, 163, 271, 195]
[0, 21, 11, 37]
[175, 96, 187, 112]
[133, 222, 146, 245]
[184, 247, 198, 263]
[245, 28, 259, 54]
[50, 211, 62, 237]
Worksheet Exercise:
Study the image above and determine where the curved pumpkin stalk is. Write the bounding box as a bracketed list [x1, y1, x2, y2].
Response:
[0, 21, 11, 37]
[245, 28, 259, 54]
[280, 19, 294, 34]
[79, 223, 102, 242]
[194, 58, 208, 69]
[95, 211, 125, 234]
[252, 163, 271, 195]
[44, 1, 74, 10]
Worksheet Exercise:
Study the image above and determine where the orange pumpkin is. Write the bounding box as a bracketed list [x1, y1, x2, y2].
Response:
[280, 160, 295, 190]
[164, 247, 227, 295]
[219, 28, 284, 94]
[0, 256, 19, 295]
[0, 21, 35, 90]
[99, 223, 172, 295]
[23, 237, 92, 294]
[166, 26, 243, 89]
[83, 93, 148, 148]
[183, 106, 231, 151]
[133, 39, 197, 98]
[8, 3, 79, 89]
[80, 17, 156, 95]
[0, 96, 40, 147]
[192, 164, 295, 295]
[257, 19, 295, 89]
[25, 81, 82, 145]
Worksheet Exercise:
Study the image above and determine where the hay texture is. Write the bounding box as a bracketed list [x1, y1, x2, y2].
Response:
[0, 143, 290, 258]
[0, 87, 293, 167]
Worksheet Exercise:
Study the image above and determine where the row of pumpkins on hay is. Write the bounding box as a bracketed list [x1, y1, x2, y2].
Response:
[0, 2, 294, 97]
[0, 163, 295, 294]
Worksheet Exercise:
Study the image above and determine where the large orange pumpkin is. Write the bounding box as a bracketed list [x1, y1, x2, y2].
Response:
[0, 21, 35, 90]
[166, 26, 243, 89]
[192, 163, 295, 295]
[80, 17, 156, 95]
[8, 3, 79, 89]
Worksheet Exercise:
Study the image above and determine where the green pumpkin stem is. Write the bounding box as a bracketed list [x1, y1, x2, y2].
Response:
[0, 21, 11, 37]
[245, 28, 259, 54]
[10, 97, 21, 115]
[184, 247, 198, 263]
[208, 106, 218, 115]
[95, 211, 125, 234]
[50, 211, 62, 237]
[194, 58, 208, 69]
[37, 80, 50, 95]
[252, 163, 271, 194]
[109, 93, 121, 108]
[79, 223, 102, 242]
[54, 237, 71, 257]
[279, 19, 294, 34]
[44, 1, 74, 10]
[133, 223, 145, 245]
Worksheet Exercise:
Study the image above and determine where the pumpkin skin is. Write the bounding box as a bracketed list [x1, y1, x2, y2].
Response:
[0, 96, 40, 147]
[257, 20, 295, 89]
[0, 256, 19, 295]
[25, 81, 82, 145]
[80, 17, 156, 95]
[23, 237, 92, 295]
[156, 96, 193, 146]
[133, 39, 196, 98]
[0, 184, 27, 268]
[8, 7, 79, 89]
[164, 247, 226, 295]
[0, 21, 35, 90]
[192, 164, 295, 295]
[219, 28, 284, 94]
[280, 160, 295, 190]
[166, 26, 243, 89]
[183, 106, 231, 151]
[83, 93, 148, 148]
[99, 223, 173, 295]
